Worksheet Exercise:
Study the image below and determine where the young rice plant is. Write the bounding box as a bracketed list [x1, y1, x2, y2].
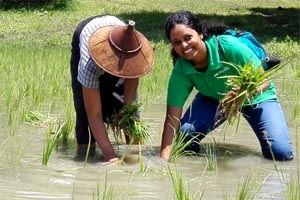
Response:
[216, 61, 284, 125]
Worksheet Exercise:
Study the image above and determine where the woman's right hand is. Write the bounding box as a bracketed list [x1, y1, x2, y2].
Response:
[160, 145, 172, 161]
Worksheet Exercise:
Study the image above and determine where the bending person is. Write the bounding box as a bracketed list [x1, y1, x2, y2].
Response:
[70, 14, 154, 163]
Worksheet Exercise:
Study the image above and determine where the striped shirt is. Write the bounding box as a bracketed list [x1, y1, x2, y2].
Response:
[77, 15, 125, 88]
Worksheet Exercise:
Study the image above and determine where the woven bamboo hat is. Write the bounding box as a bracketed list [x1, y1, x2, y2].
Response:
[88, 21, 154, 78]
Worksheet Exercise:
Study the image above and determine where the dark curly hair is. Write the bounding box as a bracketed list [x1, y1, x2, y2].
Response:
[165, 10, 228, 64]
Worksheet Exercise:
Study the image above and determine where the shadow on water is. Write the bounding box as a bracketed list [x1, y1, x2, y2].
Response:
[119, 7, 299, 44]
[199, 142, 261, 158]
[56, 139, 262, 166]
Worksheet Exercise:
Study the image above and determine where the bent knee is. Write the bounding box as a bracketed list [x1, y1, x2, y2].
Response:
[180, 123, 196, 133]
[262, 144, 294, 161]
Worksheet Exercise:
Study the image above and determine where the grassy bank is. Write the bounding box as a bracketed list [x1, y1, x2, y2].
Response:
[1, 0, 299, 105]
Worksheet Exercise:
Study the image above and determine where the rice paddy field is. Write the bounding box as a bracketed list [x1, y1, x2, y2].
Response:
[0, 0, 299, 199]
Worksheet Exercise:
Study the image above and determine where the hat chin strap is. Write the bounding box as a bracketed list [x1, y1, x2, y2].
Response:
[117, 54, 125, 70]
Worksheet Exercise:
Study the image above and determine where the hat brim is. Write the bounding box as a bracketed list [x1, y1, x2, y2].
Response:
[88, 26, 154, 78]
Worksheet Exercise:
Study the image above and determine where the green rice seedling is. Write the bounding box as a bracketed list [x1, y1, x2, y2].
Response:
[2, 138, 25, 170]
[58, 99, 75, 144]
[25, 111, 65, 165]
[285, 177, 300, 200]
[55, 85, 76, 144]
[110, 103, 151, 162]
[25, 111, 72, 144]
[168, 166, 204, 200]
[112, 103, 151, 144]
[42, 121, 65, 165]
[235, 175, 263, 200]
[236, 176, 253, 200]
[163, 114, 199, 162]
[216, 61, 284, 125]
[56, 119, 73, 144]
[203, 142, 218, 172]
[24, 111, 53, 127]
[8, 109, 18, 136]
[138, 143, 148, 173]
[168, 131, 200, 163]
[93, 173, 114, 200]
[223, 175, 257, 200]
[83, 132, 93, 166]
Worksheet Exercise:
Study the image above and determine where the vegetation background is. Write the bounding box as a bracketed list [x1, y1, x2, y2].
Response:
[0, 0, 299, 156]
[0, 0, 299, 144]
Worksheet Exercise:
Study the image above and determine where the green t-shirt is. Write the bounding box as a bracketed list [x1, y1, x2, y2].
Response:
[167, 35, 277, 108]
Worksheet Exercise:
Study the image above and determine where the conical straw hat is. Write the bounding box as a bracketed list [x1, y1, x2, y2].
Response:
[88, 21, 154, 78]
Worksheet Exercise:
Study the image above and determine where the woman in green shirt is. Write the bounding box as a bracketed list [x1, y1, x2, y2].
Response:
[160, 10, 293, 161]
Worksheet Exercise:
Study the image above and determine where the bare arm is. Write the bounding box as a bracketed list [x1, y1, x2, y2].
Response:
[160, 105, 183, 161]
[255, 67, 271, 94]
[123, 78, 139, 104]
[82, 86, 117, 162]
[257, 79, 271, 94]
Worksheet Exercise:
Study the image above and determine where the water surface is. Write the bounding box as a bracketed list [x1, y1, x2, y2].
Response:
[0, 95, 299, 200]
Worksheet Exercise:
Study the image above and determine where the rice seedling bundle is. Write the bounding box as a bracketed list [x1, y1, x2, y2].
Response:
[111, 103, 151, 144]
[217, 61, 283, 124]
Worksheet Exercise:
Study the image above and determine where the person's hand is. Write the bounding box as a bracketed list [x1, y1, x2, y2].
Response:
[160, 146, 172, 161]
[102, 157, 121, 165]
[250, 86, 263, 96]
[222, 87, 240, 105]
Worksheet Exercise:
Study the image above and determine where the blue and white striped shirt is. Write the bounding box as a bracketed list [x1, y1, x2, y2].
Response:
[77, 15, 125, 88]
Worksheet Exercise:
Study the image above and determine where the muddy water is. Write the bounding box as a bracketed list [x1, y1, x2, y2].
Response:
[0, 96, 299, 200]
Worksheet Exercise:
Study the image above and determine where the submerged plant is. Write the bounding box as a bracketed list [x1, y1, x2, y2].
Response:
[216, 62, 283, 125]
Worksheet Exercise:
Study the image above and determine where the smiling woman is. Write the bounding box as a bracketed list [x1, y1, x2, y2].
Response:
[160, 10, 294, 162]
[170, 24, 208, 71]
